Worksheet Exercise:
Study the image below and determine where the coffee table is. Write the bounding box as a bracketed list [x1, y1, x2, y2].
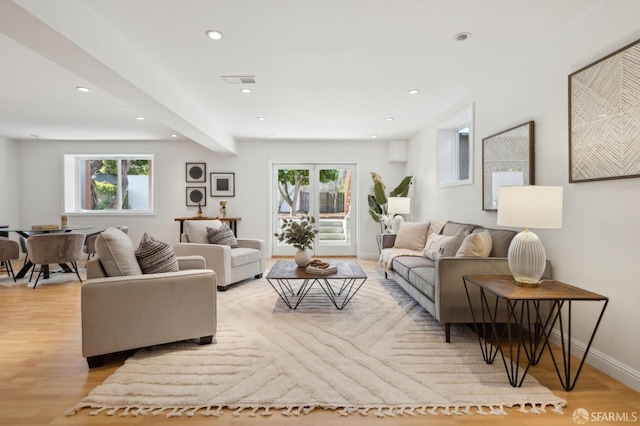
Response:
[266, 260, 367, 310]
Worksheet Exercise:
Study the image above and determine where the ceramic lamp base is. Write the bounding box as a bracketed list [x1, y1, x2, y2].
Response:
[507, 229, 546, 287]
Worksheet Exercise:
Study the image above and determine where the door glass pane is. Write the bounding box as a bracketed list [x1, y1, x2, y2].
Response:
[317, 167, 351, 248]
[275, 168, 311, 247]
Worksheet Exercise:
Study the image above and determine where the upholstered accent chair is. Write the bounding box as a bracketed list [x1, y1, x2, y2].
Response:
[0, 237, 20, 282]
[173, 219, 265, 290]
[81, 227, 216, 368]
[26, 232, 85, 288]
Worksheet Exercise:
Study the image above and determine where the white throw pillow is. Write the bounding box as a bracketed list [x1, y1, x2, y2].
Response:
[456, 230, 493, 257]
[423, 232, 466, 261]
[95, 226, 142, 276]
[393, 222, 430, 251]
[184, 220, 222, 244]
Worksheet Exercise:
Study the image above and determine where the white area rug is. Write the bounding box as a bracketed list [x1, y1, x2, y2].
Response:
[0, 266, 86, 288]
[68, 267, 566, 418]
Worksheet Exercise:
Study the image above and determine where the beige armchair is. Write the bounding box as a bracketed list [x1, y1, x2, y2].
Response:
[82, 255, 217, 367]
[173, 219, 265, 290]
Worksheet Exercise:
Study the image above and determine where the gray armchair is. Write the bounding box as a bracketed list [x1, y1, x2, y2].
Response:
[82, 255, 217, 367]
[26, 232, 85, 288]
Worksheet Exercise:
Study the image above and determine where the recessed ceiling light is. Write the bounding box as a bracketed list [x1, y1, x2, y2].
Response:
[268, 134, 275, 138]
[75, 86, 90, 92]
[171, 134, 178, 138]
[205, 30, 223, 40]
[408, 89, 419, 95]
[453, 32, 472, 42]
[241, 88, 252, 94]
[371, 135, 378, 139]
[135, 116, 145, 121]
[385, 117, 394, 122]
[257, 116, 265, 121]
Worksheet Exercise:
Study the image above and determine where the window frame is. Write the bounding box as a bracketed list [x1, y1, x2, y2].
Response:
[436, 104, 474, 187]
[63, 154, 155, 215]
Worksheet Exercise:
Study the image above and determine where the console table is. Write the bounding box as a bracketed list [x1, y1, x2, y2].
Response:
[174, 217, 241, 239]
[462, 275, 608, 391]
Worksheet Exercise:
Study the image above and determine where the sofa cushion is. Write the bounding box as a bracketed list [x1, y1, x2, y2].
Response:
[95, 227, 142, 277]
[423, 232, 466, 260]
[408, 267, 436, 302]
[230, 247, 262, 267]
[456, 230, 493, 257]
[393, 221, 430, 251]
[185, 220, 223, 244]
[391, 256, 435, 281]
[135, 233, 179, 274]
[472, 227, 516, 257]
[206, 224, 238, 248]
[441, 221, 476, 237]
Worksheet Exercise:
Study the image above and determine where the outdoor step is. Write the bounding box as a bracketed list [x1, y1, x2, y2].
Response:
[319, 233, 346, 240]
[319, 227, 344, 233]
[319, 220, 344, 227]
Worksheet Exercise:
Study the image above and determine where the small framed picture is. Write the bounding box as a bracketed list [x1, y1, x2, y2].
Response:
[186, 163, 206, 182]
[210, 173, 235, 197]
[186, 187, 206, 206]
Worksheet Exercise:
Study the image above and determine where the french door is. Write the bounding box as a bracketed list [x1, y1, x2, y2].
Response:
[271, 163, 356, 257]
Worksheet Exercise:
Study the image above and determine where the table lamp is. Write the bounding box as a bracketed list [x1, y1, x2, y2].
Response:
[497, 186, 563, 287]
[387, 197, 411, 233]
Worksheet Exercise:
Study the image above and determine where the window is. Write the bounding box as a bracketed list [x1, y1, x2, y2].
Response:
[64, 154, 154, 214]
[437, 104, 473, 186]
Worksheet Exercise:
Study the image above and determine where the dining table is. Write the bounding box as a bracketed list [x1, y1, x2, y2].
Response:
[4, 226, 93, 279]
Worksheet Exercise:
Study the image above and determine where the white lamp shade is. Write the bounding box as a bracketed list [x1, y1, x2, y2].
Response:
[497, 186, 563, 229]
[387, 197, 411, 215]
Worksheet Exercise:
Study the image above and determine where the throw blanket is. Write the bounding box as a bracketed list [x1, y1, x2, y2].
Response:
[379, 248, 424, 270]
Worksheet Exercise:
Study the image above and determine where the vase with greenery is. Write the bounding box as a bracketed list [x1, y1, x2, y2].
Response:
[367, 173, 413, 234]
[274, 214, 320, 267]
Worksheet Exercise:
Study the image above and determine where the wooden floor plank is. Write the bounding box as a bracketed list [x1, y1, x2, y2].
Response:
[0, 258, 638, 425]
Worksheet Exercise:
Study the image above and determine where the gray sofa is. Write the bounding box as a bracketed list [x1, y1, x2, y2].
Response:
[381, 221, 551, 342]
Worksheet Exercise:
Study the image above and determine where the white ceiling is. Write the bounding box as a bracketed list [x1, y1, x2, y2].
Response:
[0, 0, 610, 154]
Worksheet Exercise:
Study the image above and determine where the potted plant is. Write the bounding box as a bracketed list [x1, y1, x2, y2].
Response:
[274, 214, 319, 267]
[368, 173, 413, 234]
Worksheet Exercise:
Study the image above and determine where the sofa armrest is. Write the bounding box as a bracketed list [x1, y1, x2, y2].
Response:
[173, 243, 232, 284]
[86, 258, 107, 279]
[435, 257, 551, 322]
[81, 269, 217, 358]
[177, 255, 206, 270]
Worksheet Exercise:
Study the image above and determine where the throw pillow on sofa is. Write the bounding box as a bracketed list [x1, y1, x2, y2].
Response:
[206, 224, 238, 248]
[393, 221, 430, 251]
[184, 220, 223, 244]
[456, 230, 493, 257]
[95, 226, 143, 277]
[135, 233, 179, 274]
[423, 232, 466, 260]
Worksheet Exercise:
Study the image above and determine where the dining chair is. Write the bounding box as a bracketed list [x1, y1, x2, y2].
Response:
[0, 237, 20, 282]
[26, 233, 85, 288]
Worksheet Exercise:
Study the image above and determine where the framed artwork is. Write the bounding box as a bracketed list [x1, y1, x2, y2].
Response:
[186, 187, 206, 207]
[569, 38, 640, 183]
[186, 162, 206, 182]
[210, 173, 235, 197]
[482, 121, 535, 211]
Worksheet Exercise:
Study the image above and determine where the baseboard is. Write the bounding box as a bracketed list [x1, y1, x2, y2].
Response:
[548, 329, 640, 392]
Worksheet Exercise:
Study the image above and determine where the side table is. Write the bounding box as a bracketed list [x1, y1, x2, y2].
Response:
[462, 275, 608, 391]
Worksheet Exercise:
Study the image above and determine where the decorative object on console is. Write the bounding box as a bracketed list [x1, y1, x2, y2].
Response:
[569, 38, 640, 183]
[210, 173, 235, 197]
[367, 172, 412, 234]
[219, 201, 227, 217]
[185, 162, 206, 182]
[497, 186, 563, 287]
[186, 187, 206, 207]
[273, 214, 319, 267]
[482, 121, 534, 211]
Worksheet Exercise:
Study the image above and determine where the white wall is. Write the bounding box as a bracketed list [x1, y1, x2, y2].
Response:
[15, 137, 401, 258]
[0, 137, 20, 235]
[407, 2, 640, 390]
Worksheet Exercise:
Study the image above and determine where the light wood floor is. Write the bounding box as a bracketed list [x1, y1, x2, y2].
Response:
[1, 258, 638, 425]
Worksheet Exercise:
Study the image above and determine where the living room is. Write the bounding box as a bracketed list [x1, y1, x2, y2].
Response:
[1, 0, 639, 423]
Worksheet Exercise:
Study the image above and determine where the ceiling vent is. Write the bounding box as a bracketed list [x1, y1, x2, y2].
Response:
[221, 75, 256, 84]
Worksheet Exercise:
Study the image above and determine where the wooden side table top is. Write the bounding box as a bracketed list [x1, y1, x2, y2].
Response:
[463, 275, 608, 301]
